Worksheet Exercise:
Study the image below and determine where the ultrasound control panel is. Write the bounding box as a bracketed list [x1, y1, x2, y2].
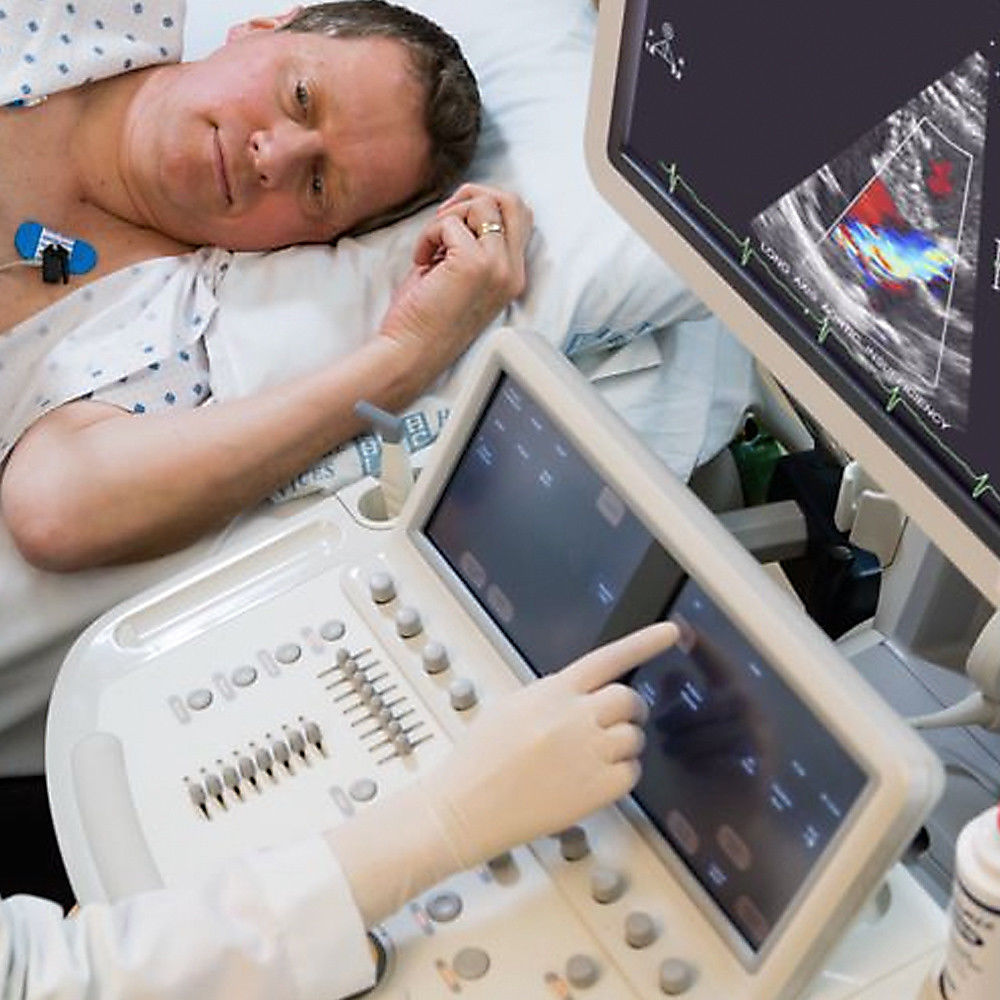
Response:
[47, 330, 945, 1000]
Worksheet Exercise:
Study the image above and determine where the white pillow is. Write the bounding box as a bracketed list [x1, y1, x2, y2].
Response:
[186, 0, 755, 480]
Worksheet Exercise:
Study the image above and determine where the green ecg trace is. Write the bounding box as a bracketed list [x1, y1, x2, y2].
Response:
[654, 160, 997, 506]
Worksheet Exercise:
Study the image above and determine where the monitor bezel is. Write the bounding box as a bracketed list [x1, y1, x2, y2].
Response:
[585, 0, 1000, 607]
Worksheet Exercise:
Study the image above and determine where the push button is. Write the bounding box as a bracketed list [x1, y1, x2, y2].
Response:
[319, 619, 346, 642]
[659, 958, 697, 995]
[369, 571, 396, 604]
[566, 954, 600, 989]
[395, 606, 423, 638]
[275, 643, 301, 665]
[426, 891, 463, 923]
[558, 825, 590, 862]
[186, 688, 213, 711]
[231, 665, 258, 688]
[421, 641, 450, 674]
[449, 678, 478, 711]
[453, 947, 490, 980]
[624, 911, 658, 949]
[590, 866, 627, 904]
[349, 778, 378, 803]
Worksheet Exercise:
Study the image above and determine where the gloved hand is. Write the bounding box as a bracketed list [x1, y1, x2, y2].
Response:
[326, 622, 678, 925]
[420, 621, 679, 868]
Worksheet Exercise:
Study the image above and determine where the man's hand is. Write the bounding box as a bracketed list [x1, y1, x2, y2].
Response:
[378, 184, 533, 381]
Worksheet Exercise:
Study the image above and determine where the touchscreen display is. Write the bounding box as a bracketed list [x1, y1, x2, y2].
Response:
[631, 577, 868, 950]
[424, 375, 682, 673]
[423, 372, 868, 951]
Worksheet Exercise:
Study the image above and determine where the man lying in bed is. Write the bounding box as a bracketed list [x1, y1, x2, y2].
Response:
[0, 0, 532, 573]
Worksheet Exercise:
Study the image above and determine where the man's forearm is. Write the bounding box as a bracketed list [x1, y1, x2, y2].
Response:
[1, 337, 427, 570]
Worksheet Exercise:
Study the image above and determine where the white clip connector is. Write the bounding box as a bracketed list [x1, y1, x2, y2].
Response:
[834, 460, 907, 569]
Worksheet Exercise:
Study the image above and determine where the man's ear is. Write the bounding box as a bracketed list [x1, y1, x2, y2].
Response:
[225, 7, 303, 43]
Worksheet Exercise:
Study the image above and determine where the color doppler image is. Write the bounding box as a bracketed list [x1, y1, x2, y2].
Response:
[751, 53, 988, 430]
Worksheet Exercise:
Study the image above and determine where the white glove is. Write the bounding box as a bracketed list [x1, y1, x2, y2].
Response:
[326, 622, 678, 924]
[420, 621, 678, 868]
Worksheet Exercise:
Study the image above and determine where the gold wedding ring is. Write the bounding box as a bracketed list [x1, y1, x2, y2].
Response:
[476, 221, 504, 238]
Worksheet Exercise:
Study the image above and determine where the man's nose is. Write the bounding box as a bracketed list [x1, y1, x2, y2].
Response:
[249, 125, 322, 188]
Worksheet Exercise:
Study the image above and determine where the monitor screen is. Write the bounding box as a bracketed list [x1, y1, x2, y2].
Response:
[423, 371, 869, 950]
[605, 0, 1000, 574]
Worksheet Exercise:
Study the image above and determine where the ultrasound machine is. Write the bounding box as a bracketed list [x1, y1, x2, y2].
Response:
[44, 2, 999, 998]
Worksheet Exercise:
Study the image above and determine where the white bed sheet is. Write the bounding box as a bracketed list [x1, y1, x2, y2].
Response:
[0, 0, 758, 774]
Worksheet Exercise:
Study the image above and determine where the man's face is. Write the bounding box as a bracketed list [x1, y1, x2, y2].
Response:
[121, 30, 432, 249]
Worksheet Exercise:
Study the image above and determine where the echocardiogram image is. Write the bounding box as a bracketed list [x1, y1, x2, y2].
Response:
[751, 53, 988, 430]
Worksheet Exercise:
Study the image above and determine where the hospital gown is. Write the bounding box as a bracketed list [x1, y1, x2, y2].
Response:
[0, 251, 226, 466]
[0, 3, 379, 996]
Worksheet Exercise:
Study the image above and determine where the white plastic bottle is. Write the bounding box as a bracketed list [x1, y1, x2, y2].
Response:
[934, 804, 1000, 999]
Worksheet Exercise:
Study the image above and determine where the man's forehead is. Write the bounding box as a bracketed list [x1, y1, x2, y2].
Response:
[236, 29, 418, 72]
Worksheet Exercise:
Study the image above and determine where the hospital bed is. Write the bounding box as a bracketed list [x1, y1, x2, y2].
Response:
[0, 0, 760, 776]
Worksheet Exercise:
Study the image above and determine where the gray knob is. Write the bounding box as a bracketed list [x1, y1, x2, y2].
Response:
[231, 665, 258, 688]
[453, 947, 490, 981]
[625, 911, 658, 949]
[486, 851, 517, 879]
[255, 746, 274, 772]
[566, 954, 600, 990]
[421, 641, 450, 674]
[395, 606, 423, 638]
[558, 825, 590, 862]
[349, 778, 378, 803]
[238, 756, 257, 781]
[222, 766, 240, 793]
[287, 730, 306, 757]
[659, 958, 697, 995]
[275, 642, 301, 665]
[590, 866, 627, 904]
[186, 688, 213, 711]
[319, 619, 345, 642]
[393, 734, 413, 756]
[449, 678, 478, 711]
[369, 571, 396, 604]
[426, 891, 463, 923]
[272, 740, 291, 767]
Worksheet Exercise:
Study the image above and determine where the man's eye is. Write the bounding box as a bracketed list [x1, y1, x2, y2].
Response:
[294, 80, 309, 112]
[310, 170, 325, 198]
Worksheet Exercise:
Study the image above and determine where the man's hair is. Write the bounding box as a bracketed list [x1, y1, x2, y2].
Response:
[281, 1, 482, 236]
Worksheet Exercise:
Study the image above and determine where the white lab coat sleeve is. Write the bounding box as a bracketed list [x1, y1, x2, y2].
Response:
[0, 835, 377, 1000]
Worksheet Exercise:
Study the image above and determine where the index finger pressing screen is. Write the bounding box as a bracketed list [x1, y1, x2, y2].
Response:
[568, 622, 680, 693]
